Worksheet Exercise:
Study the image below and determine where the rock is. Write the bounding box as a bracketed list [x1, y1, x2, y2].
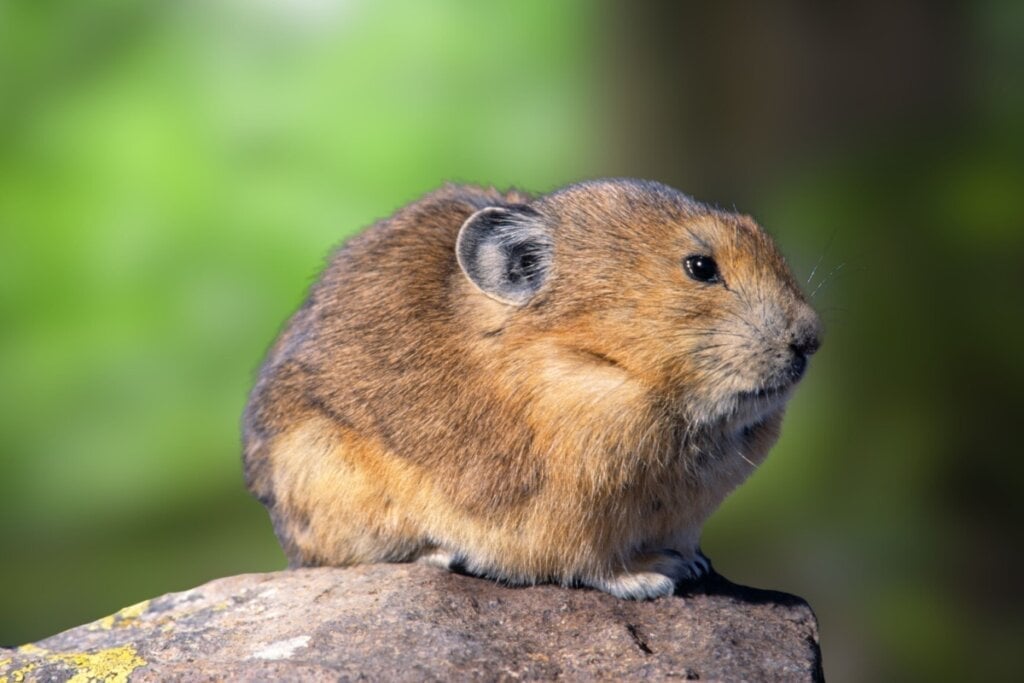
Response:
[0, 565, 823, 681]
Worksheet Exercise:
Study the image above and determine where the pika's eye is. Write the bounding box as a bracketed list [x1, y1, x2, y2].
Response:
[684, 255, 721, 284]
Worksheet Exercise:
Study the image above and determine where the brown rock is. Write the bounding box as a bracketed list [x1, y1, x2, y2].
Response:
[0, 565, 823, 681]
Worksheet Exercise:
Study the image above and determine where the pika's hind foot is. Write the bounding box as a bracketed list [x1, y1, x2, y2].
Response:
[587, 549, 712, 600]
[675, 549, 712, 581]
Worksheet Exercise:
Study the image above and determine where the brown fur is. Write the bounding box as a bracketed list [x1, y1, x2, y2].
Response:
[243, 179, 820, 599]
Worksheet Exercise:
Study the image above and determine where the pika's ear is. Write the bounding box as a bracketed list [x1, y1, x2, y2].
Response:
[456, 205, 552, 306]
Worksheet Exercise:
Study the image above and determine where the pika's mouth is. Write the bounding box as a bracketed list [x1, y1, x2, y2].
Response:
[728, 382, 794, 431]
[738, 381, 792, 403]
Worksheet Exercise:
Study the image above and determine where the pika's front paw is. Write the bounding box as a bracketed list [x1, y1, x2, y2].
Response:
[588, 549, 712, 600]
[592, 569, 676, 600]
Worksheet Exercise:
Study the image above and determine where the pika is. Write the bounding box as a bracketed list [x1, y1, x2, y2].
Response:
[243, 178, 820, 600]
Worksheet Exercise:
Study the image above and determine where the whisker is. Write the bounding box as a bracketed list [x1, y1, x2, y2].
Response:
[806, 225, 839, 287]
[810, 262, 846, 299]
[739, 452, 758, 469]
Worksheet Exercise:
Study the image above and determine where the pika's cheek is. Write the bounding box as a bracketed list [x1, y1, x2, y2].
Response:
[685, 340, 772, 406]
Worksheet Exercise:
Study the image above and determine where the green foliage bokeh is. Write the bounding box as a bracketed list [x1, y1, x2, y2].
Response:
[0, 0, 599, 645]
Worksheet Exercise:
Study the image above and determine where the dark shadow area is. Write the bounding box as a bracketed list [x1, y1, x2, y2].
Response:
[678, 570, 811, 610]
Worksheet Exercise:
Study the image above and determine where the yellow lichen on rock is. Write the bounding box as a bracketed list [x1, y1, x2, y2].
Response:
[50, 645, 146, 683]
[117, 600, 150, 622]
[1, 659, 37, 683]
[2, 643, 47, 682]
[91, 599, 151, 631]
[94, 615, 116, 631]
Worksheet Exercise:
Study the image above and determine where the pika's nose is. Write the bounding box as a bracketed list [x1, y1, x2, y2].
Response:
[791, 329, 821, 358]
[787, 320, 821, 380]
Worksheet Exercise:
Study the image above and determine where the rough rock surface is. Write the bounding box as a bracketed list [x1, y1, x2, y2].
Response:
[0, 564, 823, 681]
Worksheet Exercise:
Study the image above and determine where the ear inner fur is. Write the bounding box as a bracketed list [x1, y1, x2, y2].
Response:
[456, 205, 552, 306]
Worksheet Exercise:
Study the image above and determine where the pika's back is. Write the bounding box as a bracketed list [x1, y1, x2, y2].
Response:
[243, 184, 541, 528]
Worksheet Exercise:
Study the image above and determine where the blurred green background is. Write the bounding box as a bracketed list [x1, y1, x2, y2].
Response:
[2, 1, 1021, 681]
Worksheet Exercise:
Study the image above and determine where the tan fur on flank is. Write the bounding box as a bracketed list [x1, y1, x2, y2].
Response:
[243, 179, 821, 599]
